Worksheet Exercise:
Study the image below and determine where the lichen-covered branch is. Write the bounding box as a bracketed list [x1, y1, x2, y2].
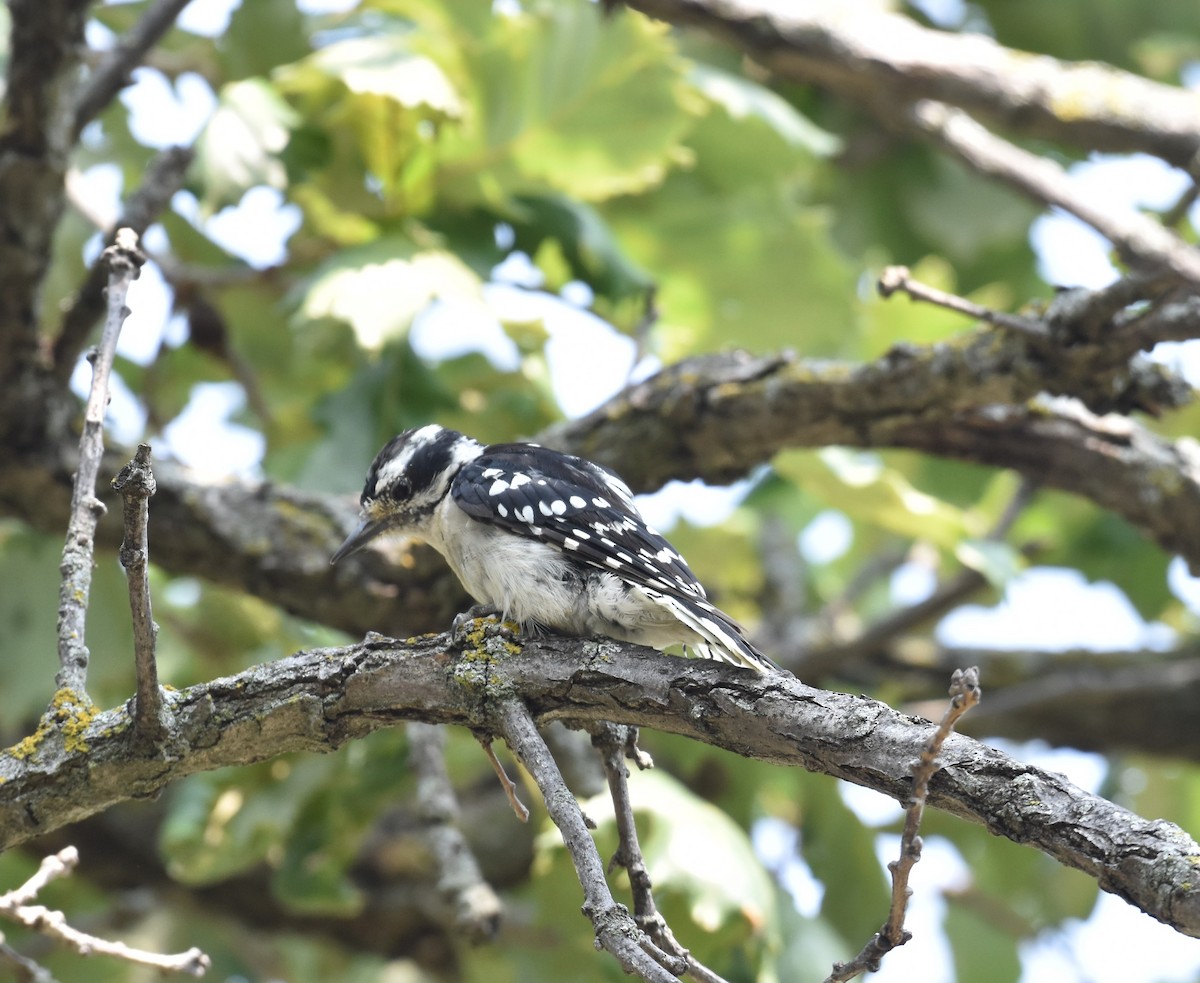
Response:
[2, 637, 1197, 939]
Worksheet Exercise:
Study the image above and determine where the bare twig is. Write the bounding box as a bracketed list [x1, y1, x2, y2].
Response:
[1160, 151, 1200, 229]
[55, 229, 145, 694]
[878, 265, 1047, 336]
[408, 722, 504, 941]
[587, 723, 727, 983]
[0, 939, 56, 983]
[494, 700, 682, 983]
[54, 146, 193, 382]
[112, 443, 166, 741]
[72, 0, 195, 137]
[478, 737, 530, 823]
[0, 847, 210, 977]
[827, 667, 982, 982]
[909, 101, 1200, 287]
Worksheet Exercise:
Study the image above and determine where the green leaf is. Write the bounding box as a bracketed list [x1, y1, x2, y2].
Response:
[686, 63, 839, 192]
[196, 79, 300, 211]
[801, 780, 890, 943]
[220, 0, 310, 80]
[606, 174, 859, 358]
[775, 448, 974, 550]
[507, 193, 654, 308]
[487, 5, 694, 201]
[298, 237, 482, 348]
[955, 538, 1024, 589]
[945, 900, 1023, 983]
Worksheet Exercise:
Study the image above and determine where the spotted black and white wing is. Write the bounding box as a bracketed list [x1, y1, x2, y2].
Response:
[450, 442, 776, 671]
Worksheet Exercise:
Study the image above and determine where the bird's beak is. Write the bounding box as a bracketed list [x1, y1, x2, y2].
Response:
[330, 515, 388, 564]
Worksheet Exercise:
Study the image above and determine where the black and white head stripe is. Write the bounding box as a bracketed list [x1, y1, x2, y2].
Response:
[450, 442, 777, 671]
[362, 424, 482, 506]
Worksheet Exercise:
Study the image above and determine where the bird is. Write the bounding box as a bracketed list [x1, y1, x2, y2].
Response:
[331, 424, 778, 673]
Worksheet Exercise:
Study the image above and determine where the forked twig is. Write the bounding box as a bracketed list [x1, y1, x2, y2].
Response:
[0, 847, 209, 977]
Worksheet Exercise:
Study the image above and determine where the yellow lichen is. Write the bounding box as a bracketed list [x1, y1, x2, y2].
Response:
[3, 689, 98, 759]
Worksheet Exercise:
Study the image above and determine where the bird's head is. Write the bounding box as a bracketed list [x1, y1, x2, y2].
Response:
[330, 424, 482, 563]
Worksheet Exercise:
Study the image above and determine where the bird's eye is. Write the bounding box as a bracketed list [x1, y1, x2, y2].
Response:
[392, 476, 412, 499]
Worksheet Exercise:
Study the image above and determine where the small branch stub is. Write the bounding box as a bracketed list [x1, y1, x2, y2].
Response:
[113, 442, 166, 741]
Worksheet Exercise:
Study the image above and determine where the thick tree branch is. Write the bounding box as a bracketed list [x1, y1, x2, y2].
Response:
[620, 0, 1200, 167]
[2, 637, 1198, 939]
[0, 0, 90, 431]
[2, 340, 1198, 651]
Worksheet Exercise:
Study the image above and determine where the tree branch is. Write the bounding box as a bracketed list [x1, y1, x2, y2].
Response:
[53, 145, 194, 382]
[0, 846, 210, 977]
[828, 667, 981, 982]
[2, 336, 1198, 652]
[71, 0, 196, 138]
[620, 0, 1200, 167]
[493, 699, 682, 983]
[587, 723, 727, 982]
[54, 230, 145, 693]
[111, 443, 166, 741]
[2, 637, 1198, 939]
[0, 0, 91, 402]
[908, 100, 1200, 287]
[407, 721, 504, 941]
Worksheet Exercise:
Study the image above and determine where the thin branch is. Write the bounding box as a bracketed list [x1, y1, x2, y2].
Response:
[1160, 150, 1200, 229]
[493, 699, 682, 983]
[72, 0, 196, 137]
[827, 667, 982, 982]
[55, 229, 145, 693]
[479, 737, 531, 823]
[0, 940, 56, 983]
[588, 723, 729, 983]
[53, 145, 194, 382]
[0, 847, 210, 977]
[908, 100, 1200, 287]
[112, 443, 166, 741]
[408, 722, 504, 941]
[877, 265, 1047, 336]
